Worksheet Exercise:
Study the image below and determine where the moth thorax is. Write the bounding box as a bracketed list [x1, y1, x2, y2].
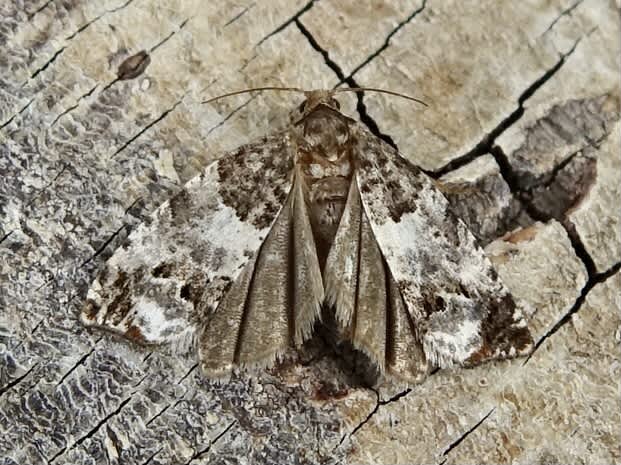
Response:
[295, 106, 355, 269]
[301, 108, 351, 161]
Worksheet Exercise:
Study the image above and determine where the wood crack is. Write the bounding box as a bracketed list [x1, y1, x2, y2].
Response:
[256, 0, 318, 47]
[177, 363, 199, 384]
[25, 164, 69, 207]
[29, 47, 66, 81]
[527, 142, 592, 190]
[65, 0, 135, 42]
[27, 0, 136, 84]
[344, 0, 427, 82]
[335, 386, 412, 449]
[81, 224, 128, 267]
[26, 0, 54, 20]
[0, 96, 35, 130]
[140, 447, 164, 465]
[149, 18, 189, 54]
[54, 342, 100, 388]
[49, 85, 98, 127]
[334, 388, 379, 449]
[525, 260, 621, 363]
[48, 396, 133, 463]
[433, 29, 593, 177]
[110, 97, 185, 158]
[185, 420, 236, 464]
[0, 230, 14, 246]
[0, 363, 38, 398]
[224, 3, 256, 28]
[439, 408, 495, 463]
[206, 96, 256, 136]
[541, 0, 585, 36]
[490, 136, 600, 280]
[145, 405, 171, 427]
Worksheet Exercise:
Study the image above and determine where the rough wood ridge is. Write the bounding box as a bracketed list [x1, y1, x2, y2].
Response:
[1, 1, 619, 464]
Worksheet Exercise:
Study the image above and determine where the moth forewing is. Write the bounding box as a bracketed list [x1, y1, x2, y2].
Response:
[81, 134, 297, 374]
[230, 191, 294, 370]
[352, 128, 533, 369]
[385, 276, 431, 383]
[324, 177, 391, 372]
[349, 210, 388, 371]
[201, 173, 323, 377]
[323, 178, 362, 327]
[290, 173, 325, 346]
[199, 253, 259, 379]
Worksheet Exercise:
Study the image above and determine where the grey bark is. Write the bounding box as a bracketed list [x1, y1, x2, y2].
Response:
[1, 0, 619, 464]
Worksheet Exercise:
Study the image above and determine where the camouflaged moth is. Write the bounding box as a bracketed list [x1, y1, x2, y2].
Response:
[81, 88, 533, 383]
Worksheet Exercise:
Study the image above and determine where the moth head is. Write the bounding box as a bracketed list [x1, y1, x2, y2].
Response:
[289, 90, 342, 124]
[292, 88, 427, 123]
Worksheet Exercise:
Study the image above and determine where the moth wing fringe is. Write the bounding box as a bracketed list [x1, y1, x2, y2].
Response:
[291, 173, 325, 347]
[324, 177, 362, 330]
[199, 176, 323, 378]
[202, 346, 297, 384]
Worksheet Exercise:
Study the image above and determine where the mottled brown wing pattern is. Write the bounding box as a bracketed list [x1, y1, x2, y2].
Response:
[324, 180, 430, 383]
[349, 126, 533, 369]
[82, 90, 533, 382]
[81, 134, 297, 356]
[199, 171, 323, 378]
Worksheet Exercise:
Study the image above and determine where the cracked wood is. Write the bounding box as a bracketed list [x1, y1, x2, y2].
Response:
[0, 0, 619, 464]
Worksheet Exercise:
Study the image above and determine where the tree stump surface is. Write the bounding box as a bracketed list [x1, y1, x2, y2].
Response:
[1, 1, 619, 464]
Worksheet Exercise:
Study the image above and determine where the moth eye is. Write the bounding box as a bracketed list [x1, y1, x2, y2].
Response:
[298, 101, 307, 112]
[333, 99, 341, 110]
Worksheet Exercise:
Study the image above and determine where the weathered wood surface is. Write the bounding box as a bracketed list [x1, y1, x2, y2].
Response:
[0, 0, 619, 464]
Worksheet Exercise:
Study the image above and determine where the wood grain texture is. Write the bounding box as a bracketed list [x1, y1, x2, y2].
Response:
[1, 0, 619, 464]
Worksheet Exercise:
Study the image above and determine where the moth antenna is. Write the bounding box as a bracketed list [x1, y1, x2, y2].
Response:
[335, 87, 428, 107]
[202, 86, 305, 105]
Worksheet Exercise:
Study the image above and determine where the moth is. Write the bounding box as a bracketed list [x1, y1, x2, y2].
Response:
[81, 87, 533, 383]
